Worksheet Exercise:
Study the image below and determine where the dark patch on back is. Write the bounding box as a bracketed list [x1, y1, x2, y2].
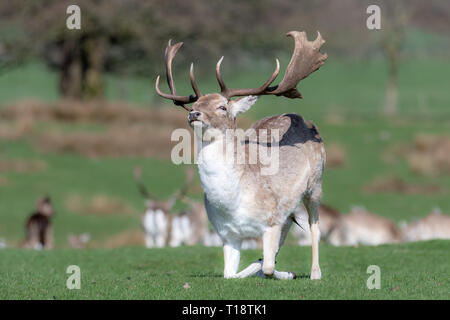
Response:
[246, 113, 323, 147]
[304, 119, 322, 142]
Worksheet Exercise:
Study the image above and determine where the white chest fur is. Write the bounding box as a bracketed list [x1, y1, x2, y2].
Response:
[197, 138, 241, 212]
[197, 137, 265, 240]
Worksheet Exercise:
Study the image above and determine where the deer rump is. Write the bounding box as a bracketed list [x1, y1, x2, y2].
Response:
[236, 113, 325, 220]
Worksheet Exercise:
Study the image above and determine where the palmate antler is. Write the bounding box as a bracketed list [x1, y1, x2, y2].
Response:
[266, 31, 327, 99]
[155, 31, 327, 106]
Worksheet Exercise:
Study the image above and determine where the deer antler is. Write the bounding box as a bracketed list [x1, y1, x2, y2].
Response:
[155, 31, 327, 104]
[216, 31, 327, 99]
[133, 166, 152, 199]
[174, 167, 195, 203]
[155, 40, 202, 111]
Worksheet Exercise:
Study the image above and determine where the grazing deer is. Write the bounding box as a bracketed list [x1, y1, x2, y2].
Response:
[327, 206, 401, 246]
[22, 196, 54, 249]
[137, 166, 261, 248]
[170, 197, 209, 247]
[155, 31, 327, 279]
[136, 166, 209, 247]
[401, 209, 450, 242]
[68, 233, 91, 249]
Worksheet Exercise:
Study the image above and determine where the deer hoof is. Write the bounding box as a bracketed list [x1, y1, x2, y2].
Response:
[310, 268, 321, 280]
[263, 266, 274, 277]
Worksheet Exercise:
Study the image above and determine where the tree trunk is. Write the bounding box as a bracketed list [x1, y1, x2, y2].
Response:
[381, 0, 410, 116]
[59, 36, 107, 100]
[384, 72, 398, 116]
[383, 42, 399, 116]
[59, 38, 83, 99]
[82, 36, 107, 99]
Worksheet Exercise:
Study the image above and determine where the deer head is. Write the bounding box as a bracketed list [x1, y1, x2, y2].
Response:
[36, 196, 54, 217]
[155, 31, 327, 133]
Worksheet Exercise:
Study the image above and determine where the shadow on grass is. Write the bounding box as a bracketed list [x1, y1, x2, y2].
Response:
[189, 273, 311, 279]
[190, 273, 222, 278]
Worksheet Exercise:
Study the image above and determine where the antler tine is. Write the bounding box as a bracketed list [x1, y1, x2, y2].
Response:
[216, 57, 280, 99]
[190, 63, 202, 98]
[216, 56, 227, 93]
[154, 40, 200, 111]
[165, 39, 182, 96]
[172, 166, 195, 204]
[133, 166, 152, 199]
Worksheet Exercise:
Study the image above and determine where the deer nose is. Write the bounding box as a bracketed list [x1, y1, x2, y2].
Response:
[188, 111, 201, 121]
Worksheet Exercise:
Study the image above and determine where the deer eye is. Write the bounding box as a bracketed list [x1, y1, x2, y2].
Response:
[218, 106, 227, 111]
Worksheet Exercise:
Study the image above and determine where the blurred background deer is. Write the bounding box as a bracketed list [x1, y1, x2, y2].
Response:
[21, 196, 54, 249]
[401, 209, 450, 242]
[135, 166, 193, 247]
[136, 166, 262, 248]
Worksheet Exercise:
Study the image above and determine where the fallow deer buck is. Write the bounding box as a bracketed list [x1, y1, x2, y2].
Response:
[155, 31, 327, 280]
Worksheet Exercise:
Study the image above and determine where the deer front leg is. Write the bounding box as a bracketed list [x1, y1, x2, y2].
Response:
[223, 240, 241, 278]
[262, 225, 282, 277]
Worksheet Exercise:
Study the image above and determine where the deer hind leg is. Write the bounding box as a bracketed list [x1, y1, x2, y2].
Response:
[234, 260, 295, 280]
[262, 224, 281, 276]
[260, 223, 295, 279]
[303, 192, 322, 280]
[233, 220, 295, 280]
[234, 260, 263, 278]
[260, 219, 295, 279]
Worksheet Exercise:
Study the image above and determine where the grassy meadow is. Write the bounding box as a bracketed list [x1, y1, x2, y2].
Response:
[0, 241, 448, 299]
[0, 57, 449, 299]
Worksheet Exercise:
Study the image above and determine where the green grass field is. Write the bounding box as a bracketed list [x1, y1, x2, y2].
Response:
[0, 241, 448, 300]
[0, 57, 449, 299]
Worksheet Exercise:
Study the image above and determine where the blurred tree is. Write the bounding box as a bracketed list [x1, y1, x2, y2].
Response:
[380, 1, 411, 116]
[0, 3, 29, 73]
[0, 0, 448, 102]
[0, 1, 162, 99]
[376, 0, 450, 116]
[28, 0, 151, 99]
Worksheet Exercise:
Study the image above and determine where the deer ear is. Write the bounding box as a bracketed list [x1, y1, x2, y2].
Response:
[230, 96, 258, 117]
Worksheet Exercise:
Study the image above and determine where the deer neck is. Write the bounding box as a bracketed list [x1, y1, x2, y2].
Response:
[196, 132, 242, 212]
